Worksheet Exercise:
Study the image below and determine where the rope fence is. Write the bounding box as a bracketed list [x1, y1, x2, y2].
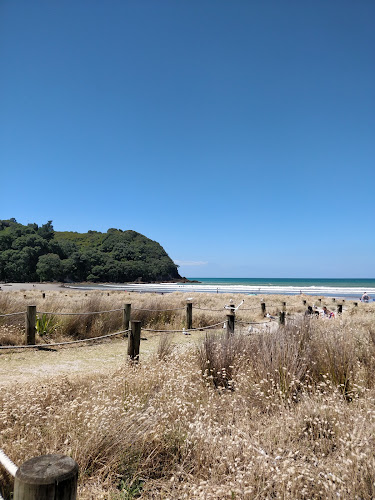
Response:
[0, 329, 130, 350]
[192, 306, 225, 311]
[0, 299, 349, 354]
[236, 319, 278, 326]
[36, 308, 123, 316]
[143, 321, 224, 333]
[0, 312, 25, 318]
[0, 448, 18, 477]
[133, 306, 185, 311]
[0, 448, 17, 500]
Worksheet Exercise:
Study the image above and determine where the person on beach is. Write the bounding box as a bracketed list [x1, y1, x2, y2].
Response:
[361, 292, 370, 302]
[305, 306, 319, 317]
[322, 306, 334, 318]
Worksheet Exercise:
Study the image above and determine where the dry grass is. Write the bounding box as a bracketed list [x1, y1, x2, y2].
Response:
[156, 333, 175, 361]
[1, 291, 375, 499]
[0, 289, 362, 345]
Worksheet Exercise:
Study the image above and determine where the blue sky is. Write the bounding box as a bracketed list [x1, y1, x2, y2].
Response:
[1, 1, 374, 278]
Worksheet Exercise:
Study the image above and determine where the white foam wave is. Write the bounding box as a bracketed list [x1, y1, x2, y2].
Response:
[93, 283, 375, 297]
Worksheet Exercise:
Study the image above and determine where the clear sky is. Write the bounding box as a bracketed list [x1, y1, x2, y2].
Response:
[1, 1, 374, 278]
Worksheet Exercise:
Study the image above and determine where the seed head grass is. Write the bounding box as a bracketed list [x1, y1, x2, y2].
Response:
[0, 291, 374, 498]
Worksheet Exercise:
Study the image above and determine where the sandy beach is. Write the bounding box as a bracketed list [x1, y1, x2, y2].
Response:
[0, 282, 72, 292]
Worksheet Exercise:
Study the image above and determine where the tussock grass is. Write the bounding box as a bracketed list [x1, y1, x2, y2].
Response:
[1, 291, 375, 498]
[156, 333, 175, 361]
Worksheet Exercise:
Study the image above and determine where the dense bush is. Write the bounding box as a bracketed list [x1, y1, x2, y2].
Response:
[0, 219, 180, 283]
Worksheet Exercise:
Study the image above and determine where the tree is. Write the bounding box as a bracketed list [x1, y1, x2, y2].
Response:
[36, 254, 62, 281]
[37, 221, 54, 241]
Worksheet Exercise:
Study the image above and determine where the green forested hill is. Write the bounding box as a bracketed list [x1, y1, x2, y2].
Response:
[0, 219, 181, 283]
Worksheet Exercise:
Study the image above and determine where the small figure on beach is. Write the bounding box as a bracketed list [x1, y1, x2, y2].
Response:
[322, 306, 334, 318]
[305, 306, 319, 317]
[361, 292, 370, 302]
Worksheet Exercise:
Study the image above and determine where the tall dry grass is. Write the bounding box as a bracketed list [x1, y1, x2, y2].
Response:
[0, 289, 365, 345]
[1, 291, 375, 498]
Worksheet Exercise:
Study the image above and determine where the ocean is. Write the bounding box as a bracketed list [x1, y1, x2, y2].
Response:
[68, 278, 375, 300]
[187, 278, 375, 299]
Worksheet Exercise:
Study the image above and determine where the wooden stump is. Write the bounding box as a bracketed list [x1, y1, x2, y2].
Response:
[26, 305, 36, 346]
[226, 314, 235, 336]
[14, 454, 78, 500]
[186, 302, 192, 330]
[123, 303, 131, 332]
[128, 320, 141, 361]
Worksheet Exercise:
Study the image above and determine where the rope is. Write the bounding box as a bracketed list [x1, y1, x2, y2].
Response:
[132, 307, 184, 312]
[237, 319, 278, 325]
[143, 321, 224, 333]
[237, 306, 260, 311]
[0, 448, 18, 477]
[37, 307, 185, 315]
[36, 308, 123, 316]
[0, 329, 130, 350]
[192, 306, 225, 312]
[0, 312, 24, 317]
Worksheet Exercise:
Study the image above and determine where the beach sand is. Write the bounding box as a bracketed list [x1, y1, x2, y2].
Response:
[0, 282, 71, 292]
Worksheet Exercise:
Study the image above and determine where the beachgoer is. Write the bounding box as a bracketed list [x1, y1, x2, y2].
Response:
[322, 306, 334, 318]
[266, 313, 276, 320]
[361, 292, 370, 302]
[305, 306, 313, 316]
[305, 306, 319, 317]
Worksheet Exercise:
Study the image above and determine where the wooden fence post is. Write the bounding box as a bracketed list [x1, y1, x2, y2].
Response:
[186, 302, 192, 330]
[279, 311, 285, 325]
[42, 293, 45, 299]
[26, 305, 36, 346]
[123, 304, 131, 333]
[226, 313, 235, 336]
[261, 302, 266, 315]
[128, 321, 141, 361]
[337, 304, 343, 314]
[14, 454, 78, 500]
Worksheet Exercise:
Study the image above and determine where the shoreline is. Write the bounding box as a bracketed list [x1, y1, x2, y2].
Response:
[0, 281, 372, 301]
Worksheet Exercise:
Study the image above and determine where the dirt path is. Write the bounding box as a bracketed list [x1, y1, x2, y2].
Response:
[0, 330, 212, 387]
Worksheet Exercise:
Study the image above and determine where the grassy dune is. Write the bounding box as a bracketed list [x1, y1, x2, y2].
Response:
[1, 291, 375, 499]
